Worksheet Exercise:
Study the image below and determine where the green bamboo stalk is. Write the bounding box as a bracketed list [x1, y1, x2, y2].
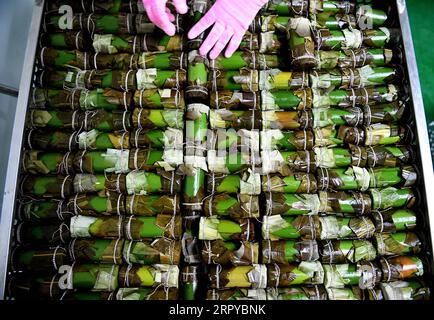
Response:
[16, 222, 70, 245]
[311, 13, 356, 30]
[267, 262, 324, 287]
[125, 194, 180, 216]
[78, 130, 130, 150]
[372, 209, 417, 233]
[23, 150, 72, 175]
[21, 175, 74, 198]
[264, 193, 321, 216]
[261, 129, 314, 151]
[259, 69, 309, 90]
[261, 173, 318, 193]
[210, 110, 262, 130]
[68, 193, 125, 216]
[136, 69, 187, 90]
[39, 48, 91, 70]
[116, 287, 179, 300]
[323, 263, 382, 288]
[203, 194, 260, 219]
[186, 50, 209, 101]
[309, 1, 356, 14]
[266, 286, 328, 300]
[82, 109, 131, 131]
[210, 69, 259, 91]
[118, 264, 179, 288]
[122, 239, 181, 265]
[319, 191, 372, 215]
[379, 280, 430, 300]
[262, 111, 313, 130]
[70, 238, 124, 264]
[132, 108, 184, 129]
[326, 287, 364, 300]
[374, 232, 421, 256]
[207, 129, 260, 152]
[124, 215, 182, 240]
[29, 109, 79, 130]
[206, 171, 262, 195]
[133, 89, 185, 109]
[40, 31, 92, 51]
[210, 52, 286, 70]
[70, 215, 123, 239]
[370, 187, 416, 210]
[19, 199, 71, 221]
[11, 246, 69, 272]
[199, 217, 255, 241]
[261, 240, 319, 264]
[181, 265, 202, 300]
[320, 240, 377, 263]
[262, 215, 319, 240]
[262, 0, 309, 16]
[288, 17, 316, 69]
[210, 91, 260, 109]
[27, 129, 78, 151]
[202, 240, 259, 265]
[261, 89, 312, 110]
[258, 15, 291, 33]
[71, 264, 119, 291]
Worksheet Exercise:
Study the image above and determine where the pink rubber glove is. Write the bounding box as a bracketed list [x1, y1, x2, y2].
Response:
[142, 0, 189, 36]
[188, 0, 268, 59]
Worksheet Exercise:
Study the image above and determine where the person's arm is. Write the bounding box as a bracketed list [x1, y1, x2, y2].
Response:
[188, 0, 269, 59]
[142, 0, 188, 36]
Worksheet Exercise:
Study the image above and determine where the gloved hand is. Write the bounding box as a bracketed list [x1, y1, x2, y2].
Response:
[188, 0, 268, 59]
[142, 0, 188, 36]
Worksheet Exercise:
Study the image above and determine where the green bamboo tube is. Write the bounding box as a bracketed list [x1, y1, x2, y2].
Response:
[309, 1, 355, 14]
[261, 130, 314, 151]
[364, 124, 405, 146]
[208, 265, 267, 289]
[320, 240, 376, 263]
[136, 69, 186, 90]
[199, 217, 255, 241]
[264, 150, 320, 173]
[181, 265, 202, 300]
[259, 69, 309, 90]
[311, 13, 356, 30]
[379, 280, 430, 301]
[261, 240, 319, 264]
[131, 149, 183, 171]
[262, 215, 319, 240]
[186, 51, 209, 101]
[207, 129, 260, 152]
[261, 89, 313, 110]
[289, 17, 316, 69]
[87, 13, 135, 34]
[202, 240, 259, 265]
[368, 166, 417, 188]
[45, 0, 133, 14]
[125, 194, 180, 216]
[22, 150, 72, 175]
[81, 110, 132, 132]
[19, 199, 71, 221]
[40, 31, 92, 51]
[124, 215, 182, 240]
[320, 216, 376, 240]
[258, 15, 291, 33]
[29, 109, 79, 130]
[203, 194, 260, 219]
[39, 48, 91, 70]
[77, 130, 130, 150]
[363, 28, 402, 48]
[372, 209, 417, 233]
[37, 69, 137, 90]
[7, 274, 65, 300]
[72, 150, 123, 173]
[323, 263, 382, 289]
[207, 288, 267, 300]
[72, 174, 116, 198]
[319, 191, 371, 215]
[315, 48, 400, 70]
[380, 256, 424, 282]
[266, 286, 328, 300]
[132, 108, 184, 129]
[90, 52, 136, 70]
[70, 215, 123, 239]
[206, 171, 262, 195]
[310, 67, 397, 90]
[11, 246, 69, 272]
[264, 193, 321, 216]
[374, 232, 421, 256]
[326, 287, 364, 300]
[364, 102, 405, 125]
[261, 173, 318, 193]
[210, 91, 260, 109]
[116, 287, 179, 300]
[93, 33, 184, 53]
[315, 147, 354, 168]
[118, 264, 179, 288]
[262, 0, 309, 16]
[21, 175, 74, 198]
[27, 129, 78, 151]
[74, 88, 133, 111]
[259, 31, 285, 54]
[134, 88, 185, 109]
[370, 187, 416, 210]
[70, 238, 124, 264]
[43, 13, 82, 31]
[356, 6, 388, 29]
[210, 109, 262, 130]
[131, 52, 186, 70]
[317, 167, 366, 191]
[131, 128, 183, 150]
[210, 69, 259, 92]
[183, 168, 206, 213]
[185, 103, 208, 156]
[267, 262, 325, 287]
[70, 264, 119, 291]
[262, 110, 313, 130]
[313, 107, 363, 128]
[207, 151, 261, 174]
[312, 85, 399, 108]
[358, 145, 412, 168]
[16, 222, 70, 245]
[314, 126, 365, 147]
[123, 239, 181, 265]
[211, 52, 286, 70]
[68, 193, 125, 216]
[124, 170, 183, 195]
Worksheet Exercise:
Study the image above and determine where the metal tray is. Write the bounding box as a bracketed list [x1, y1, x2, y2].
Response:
[0, 0, 433, 298]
